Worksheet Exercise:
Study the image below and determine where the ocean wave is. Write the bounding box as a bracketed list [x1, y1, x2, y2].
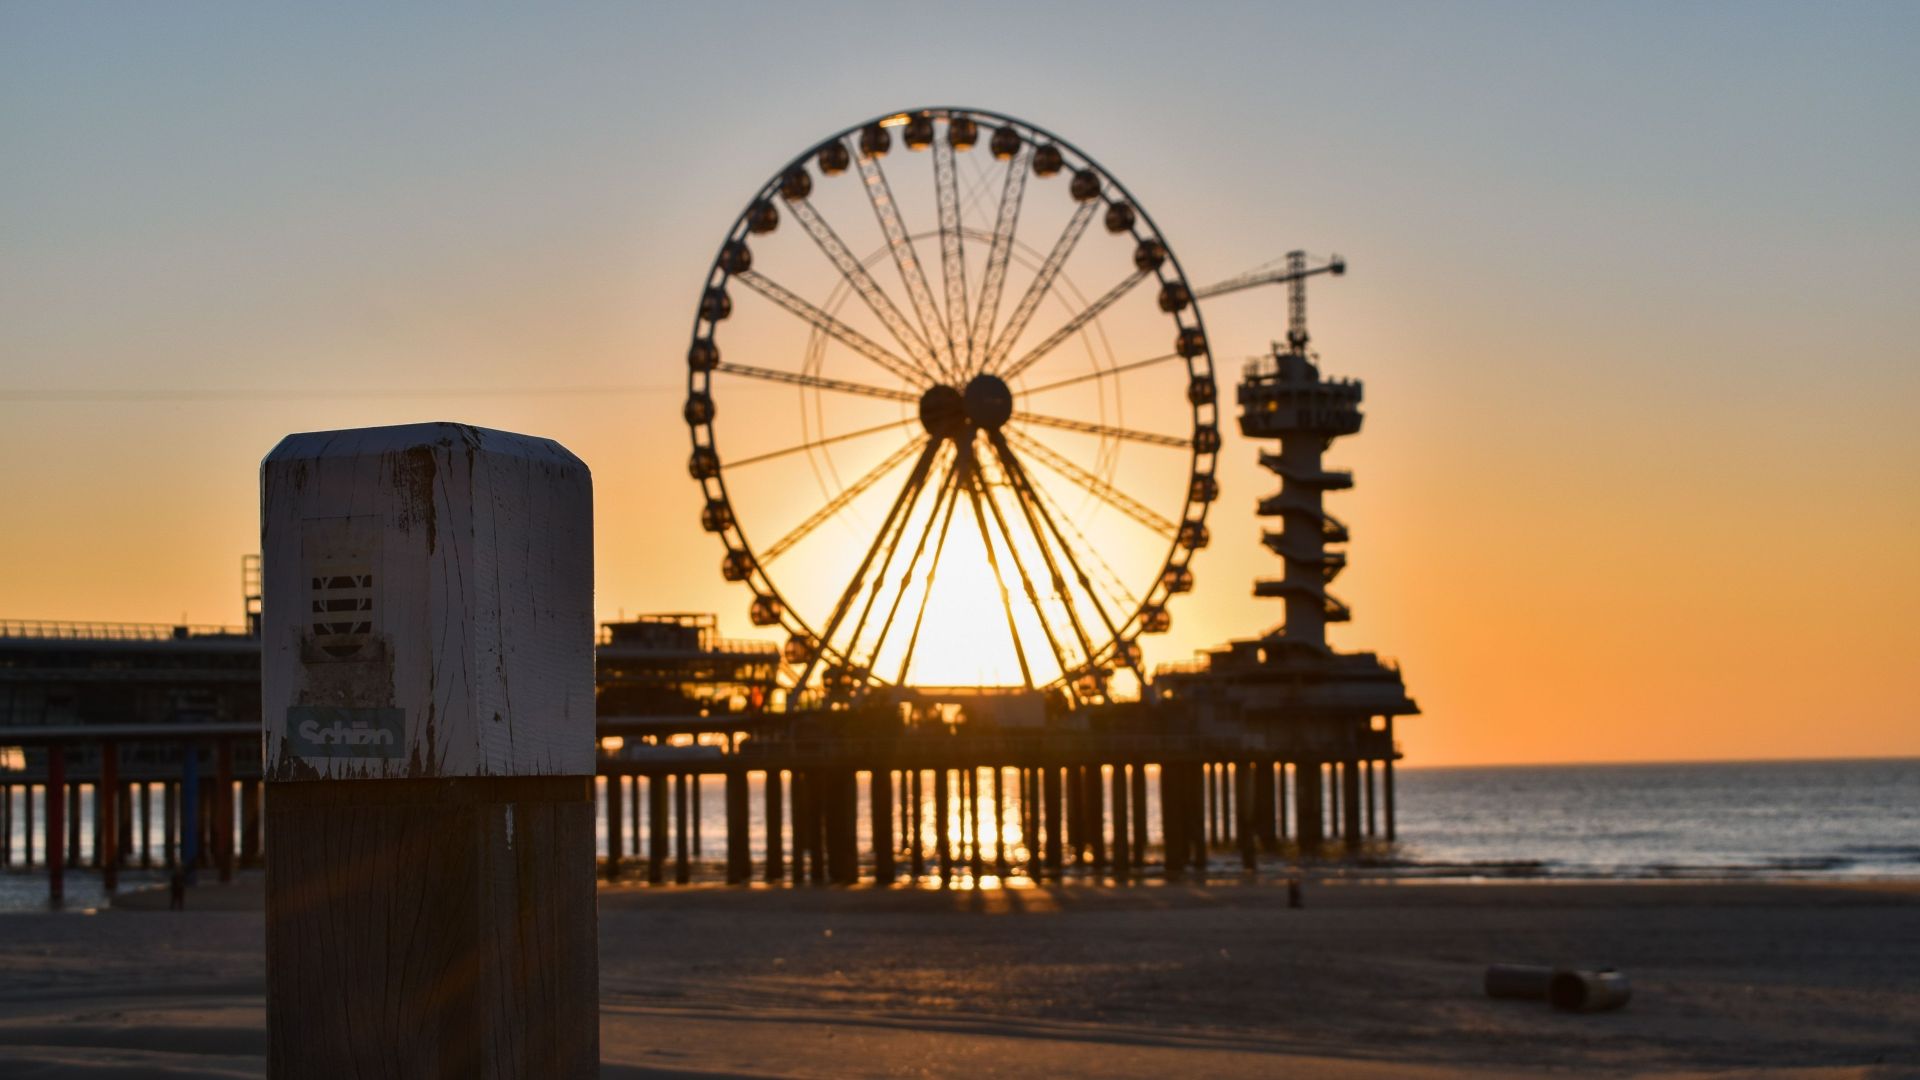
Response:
[1337, 854, 1909, 881]
[1834, 843, 1920, 862]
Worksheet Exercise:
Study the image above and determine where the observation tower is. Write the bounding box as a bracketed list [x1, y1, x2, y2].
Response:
[1245, 342, 1360, 650]
[1155, 253, 1417, 852]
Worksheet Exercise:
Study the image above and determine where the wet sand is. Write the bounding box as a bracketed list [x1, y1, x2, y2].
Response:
[0, 876, 1914, 1077]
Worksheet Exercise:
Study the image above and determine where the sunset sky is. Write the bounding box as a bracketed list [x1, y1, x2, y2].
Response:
[3, 3, 1915, 767]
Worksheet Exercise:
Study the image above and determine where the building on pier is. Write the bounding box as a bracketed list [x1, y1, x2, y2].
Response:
[1153, 342, 1419, 850]
[595, 614, 780, 722]
[0, 619, 262, 780]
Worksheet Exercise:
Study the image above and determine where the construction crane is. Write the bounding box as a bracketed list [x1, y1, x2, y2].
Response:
[1194, 250, 1345, 356]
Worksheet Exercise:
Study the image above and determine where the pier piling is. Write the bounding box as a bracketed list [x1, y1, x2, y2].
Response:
[1130, 766, 1148, 868]
[67, 782, 79, 868]
[934, 768, 952, 881]
[1043, 766, 1064, 878]
[1065, 765, 1084, 863]
[1278, 762, 1289, 842]
[1385, 757, 1397, 841]
[1255, 759, 1278, 853]
[966, 768, 983, 880]
[140, 782, 152, 867]
[871, 768, 894, 884]
[1090, 764, 1105, 864]
[1343, 760, 1363, 849]
[1159, 763, 1184, 880]
[162, 781, 176, 868]
[46, 747, 65, 904]
[606, 776, 625, 882]
[100, 744, 118, 891]
[648, 775, 667, 884]
[691, 772, 702, 861]
[683, 768, 698, 880]
[180, 748, 198, 880]
[992, 766, 1008, 878]
[1237, 761, 1257, 870]
[1294, 760, 1323, 852]
[908, 769, 925, 880]
[832, 770, 859, 884]
[725, 768, 750, 885]
[809, 772, 827, 884]
[1365, 760, 1377, 837]
[764, 769, 784, 883]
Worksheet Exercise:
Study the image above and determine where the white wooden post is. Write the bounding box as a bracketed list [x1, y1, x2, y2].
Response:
[261, 422, 597, 1078]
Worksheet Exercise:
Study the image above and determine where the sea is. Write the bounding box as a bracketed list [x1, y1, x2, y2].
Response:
[2, 757, 1915, 911]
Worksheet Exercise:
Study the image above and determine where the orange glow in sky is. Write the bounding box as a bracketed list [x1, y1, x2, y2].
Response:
[2, 6, 1915, 766]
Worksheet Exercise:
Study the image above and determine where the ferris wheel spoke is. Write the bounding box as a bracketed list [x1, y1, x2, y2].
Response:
[1017, 457, 1143, 618]
[969, 147, 1031, 374]
[838, 443, 947, 677]
[1019, 352, 1181, 398]
[761, 436, 926, 563]
[894, 462, 964, 684]
[715, 361, 918, 404]
[1011, 411, 1190, 448]
[972, 450, 1078, 688]
[933, 137, 972, 379]
[840, 470, 929, 672]
[856, 152, 955, 379]
[867, 452, 961, 672]
[961, 451, 1038, 691]
[958, 151, 998, 221]
[990, 432, 1144, 689]
[982, 199, 1099, 373]
[725, 416, 919, 470]
[788, 195, 942, 380]
[733, 271, 926, 387]
[983, 435, 1102, 684]
[795, 438, 943, 691]
[996, 269, 1151, 382]
[1005, 429, 1176, 538]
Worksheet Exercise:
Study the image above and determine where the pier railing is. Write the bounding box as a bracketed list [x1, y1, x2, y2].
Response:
[0, 619, 252, 642]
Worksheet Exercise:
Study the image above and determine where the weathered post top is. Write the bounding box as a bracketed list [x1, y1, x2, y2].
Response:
[261, 421, 594, 780]
[261, 421, 598, 1077]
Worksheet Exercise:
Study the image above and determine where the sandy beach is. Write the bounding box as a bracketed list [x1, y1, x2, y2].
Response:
[0, 876, 1913, 1077]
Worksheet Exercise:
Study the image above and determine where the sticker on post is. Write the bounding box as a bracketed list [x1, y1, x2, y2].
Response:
[287, 706, 405, 758]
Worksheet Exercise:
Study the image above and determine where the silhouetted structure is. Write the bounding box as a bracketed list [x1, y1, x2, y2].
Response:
[1153, 338, 1418, 851]
[1, 114, 1421, 891]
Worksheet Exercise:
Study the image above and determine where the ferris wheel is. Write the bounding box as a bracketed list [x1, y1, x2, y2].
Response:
[684, 108, 1218, 705]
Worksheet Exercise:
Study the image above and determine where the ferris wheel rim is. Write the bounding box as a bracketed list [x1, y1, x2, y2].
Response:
[682, 107, 1219, 699]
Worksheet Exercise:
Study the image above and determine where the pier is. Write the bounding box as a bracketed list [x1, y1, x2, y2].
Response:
[1, 617, 1405, 900]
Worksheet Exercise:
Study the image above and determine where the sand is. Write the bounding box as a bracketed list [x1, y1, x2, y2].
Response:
[0, 875, 1914, 1077]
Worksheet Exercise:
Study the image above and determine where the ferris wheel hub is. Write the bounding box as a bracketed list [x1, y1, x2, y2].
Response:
[918, 384, 967, 439]
[919, 375, 1013, 438]
[962, 374, 1014, 431]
